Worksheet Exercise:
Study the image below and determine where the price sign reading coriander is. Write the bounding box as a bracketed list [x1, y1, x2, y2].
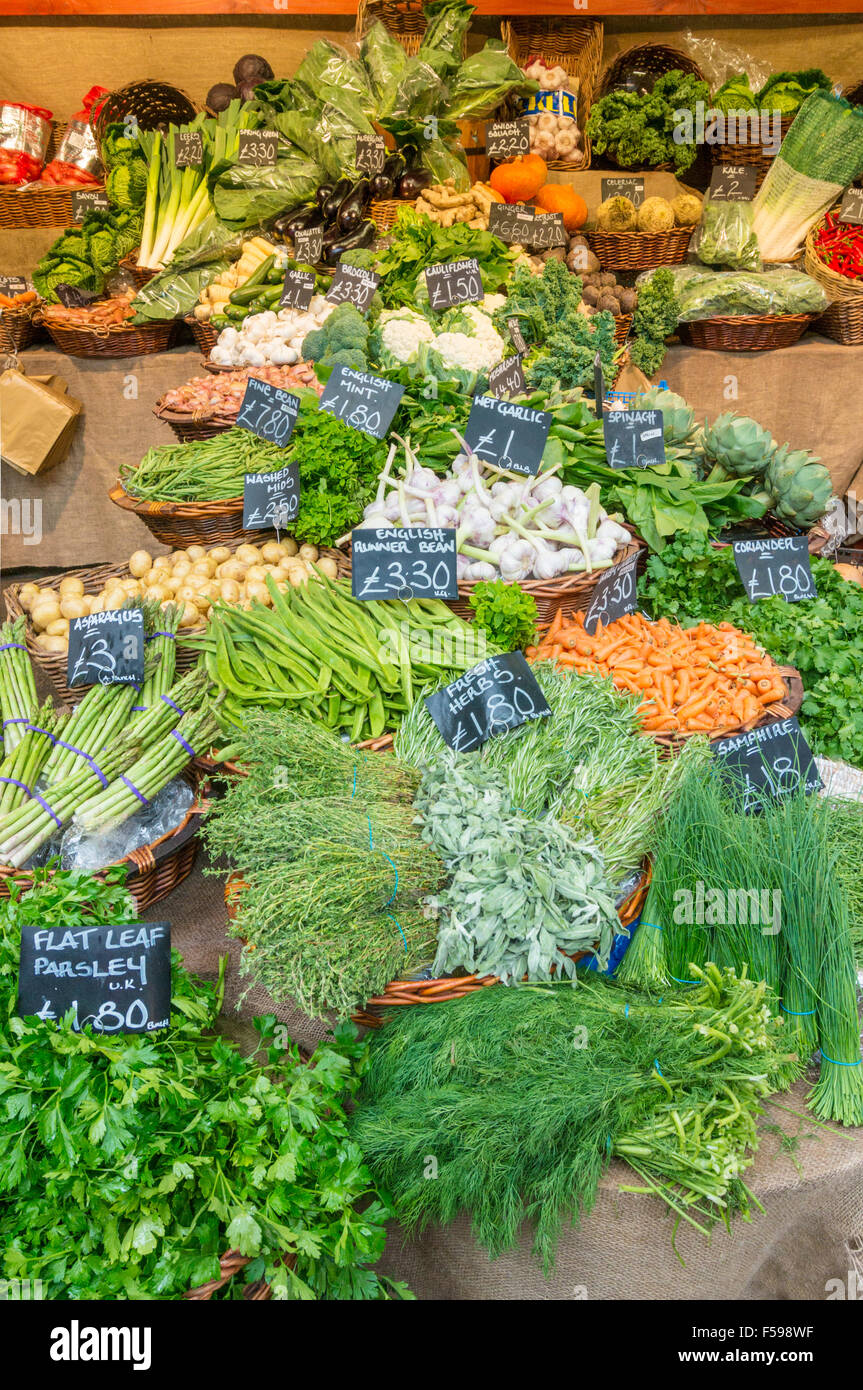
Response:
[175, 130, 203, 168]
[426, 652, 551, 754]
[236, 377, 300, 447]
[325, 263, 380, 314]
[464, 394, 551, 477]
[601, 176, 645, 208]
[279, 267, 315, 311]
[707, 163, 758, 202]
[732, 534, 816, 604]
[71, 188, 109, 223]
[318, 366, 404, 441]
[351, 528, 458, 601]
[67, 609, 144, 689]
[425, 258, 483, 312]
[486, 119, 530, 160]
[487, 201, 566, 249]
[238, 129, 278, 167]
[0, 275, 27, 297]
[583, 551, 639, 636]
[293, 224, 324, 265]
[355, 133, 386, 175]
[603, 410, 666, 470]
[712, 717, 821, 816]
[838, 186, 863, 226]
[18, 921, 171, 1034]
[487, 354, 526, 399]
[243, 464, 300, 531]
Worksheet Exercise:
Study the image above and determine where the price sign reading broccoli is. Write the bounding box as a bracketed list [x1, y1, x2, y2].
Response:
[355, 134, 386, 175]
[487, 202, 566, 249]
[318, 366, 404, 441]
[18, 921, 171, 1035]
[603, 410, 666, 470]
[601, 176, 645, 208]
[708, 164, 758, 202]
[279, 268, 316, 311]
[175, 131, 203, 168]
[583, 551, 639, 635]
[486, 119, 530, 161]
[352, 528, 458, 601]
[732, 534, 817, 604]
[426, 653, 551, 754]
[325, 263, 380, 314]
[238, 130, 278, 167]
[236, 377, 300, 447]
[243, 464, 300, 531]
[713, 718, 821, 816]
[463, 394, 551, 476]
[67, 609, 144, 689]
[71, 189, 109, 223]
[425, 258, 483, 312]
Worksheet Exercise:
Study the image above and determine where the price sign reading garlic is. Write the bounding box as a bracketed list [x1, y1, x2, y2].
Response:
[351, 528, 458, 601]
[426, 652, 551, 754]
[463, 394, 551, 477]
[425, 258, 483, 311]
[732, 534, 816, 604]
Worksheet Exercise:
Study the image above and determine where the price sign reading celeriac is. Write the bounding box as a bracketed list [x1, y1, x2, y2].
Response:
[487, 354, 526, 399]
[425, 258, 483, 312]
[425, 652, 551, 754]
[175, 130, 203, 168]
[279, 268, 315, 311]
[713, 717, 821, 816]
[464, 394, 551, 477]
[243, 464, 300, 531]
[238, 129, 278, 166]
[486, 119, 530, 160]
[318, 366, 404, 440]
[236, 377, 300, 447]
[708, 163, 758, 202]
[351, 528, 458, 601]
[603, 410, 666, 470]
[487, 201, 566, 249]
[71, 188, 109, 223]
[67, 609, 144, 689]
[838, 186, 863, 225]
[732, 534, 816, 603]
[293, 224, 324, 265]
[583, 551, 639, 635]
[355, 133, 386, 175]
[601, 176, 645, 208]
[18, 920, 171, 1034]
[325, 263, 380, 314]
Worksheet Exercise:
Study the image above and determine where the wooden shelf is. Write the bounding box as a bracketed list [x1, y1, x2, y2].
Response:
[3, 0, 863, 16]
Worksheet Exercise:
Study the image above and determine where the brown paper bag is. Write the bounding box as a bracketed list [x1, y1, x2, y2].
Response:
[0, 367, 82, 476]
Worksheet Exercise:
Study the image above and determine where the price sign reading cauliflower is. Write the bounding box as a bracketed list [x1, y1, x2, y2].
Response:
[463, 394, 551, 477]
[425, 652, 551, 754]
[425, 259, 483, 312]
[732, 534, 816, 604]
[318, 366, 404, 440]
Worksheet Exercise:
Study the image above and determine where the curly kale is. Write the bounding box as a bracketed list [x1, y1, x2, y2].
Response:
[629, 268, 680, 377]
[492, 258, 582, 347]
[587, 70, 709, 173]
[524, 308, 617, 393]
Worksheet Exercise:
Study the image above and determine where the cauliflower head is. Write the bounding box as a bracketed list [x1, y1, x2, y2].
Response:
[373, 308, 435, 370]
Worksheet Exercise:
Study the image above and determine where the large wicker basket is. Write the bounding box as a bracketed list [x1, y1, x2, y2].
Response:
[597, 43, 705, 99]
[185, 317, 219, 355]
[587, 225, 693, 273]
[153, 402, 236, 443]
[0, 298, 41, 354]
[93, 80, 197, 150]
[118, 251, 157, 291]
[677, 313, 815, 352]
[649, 665, 804, 753]
[0, 181, 104, 231]
[40, 315, 180, 359]
[370, 198, 404, 234]
[108, 483, 265, 549]
[707, 112, 795, 191]
[502, 17, 604, 173]
[804, 213, 863, 347]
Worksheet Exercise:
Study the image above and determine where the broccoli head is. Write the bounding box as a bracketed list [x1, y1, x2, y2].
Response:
[339, 248, 378, 272]
[301, 326, 327, 361]
[326, 302, 369, 352]
[319, 348, 368, 372]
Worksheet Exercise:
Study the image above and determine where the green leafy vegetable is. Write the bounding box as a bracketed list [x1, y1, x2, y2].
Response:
[468, 579, 537, 651]
[373, 206, 516, 309]
[587, 70, 710, 174]
[629, 266, 679, 378]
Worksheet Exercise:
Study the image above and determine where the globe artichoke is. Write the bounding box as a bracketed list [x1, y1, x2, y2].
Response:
[764, 445, 833, 528]
[638, 387, 696, 447]
[701, 412, 776, 479]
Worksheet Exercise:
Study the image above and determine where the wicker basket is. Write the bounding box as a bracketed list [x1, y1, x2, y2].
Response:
[613, 312, 633, 346]
[40, 315, 180, 359]
[186, 317, 220, 355]
[201, 355, 235, 374]
[587, 225, 693, 273]
[108, 483, 263, 549]
[370, 198, 405, 234]
[502, 18, 604, 173]
[649, 665, 804, 753]
[185, 1249, 295, 1301]
[677, 313, 815, 352]
[118, 251, 157, 291]
[707, 113, 795, 191]
[0, 182, 105, 231]
[0, 298, 41, 354]
[805, 214, 863, 347]
[93, 81, 197, 151]
[597, 43, 705, 99]
[153, 404, 236, 444]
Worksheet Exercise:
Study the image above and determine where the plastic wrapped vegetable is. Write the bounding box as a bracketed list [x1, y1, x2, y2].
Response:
[636, 264, 828, 320]
[694, 197, 761, 271]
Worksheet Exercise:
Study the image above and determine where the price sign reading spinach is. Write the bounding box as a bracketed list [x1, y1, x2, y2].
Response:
[238, 129, 278, 167]
[318, 366, 404, 441]
[355, 133, 386, 175]
[708, 163, 758, 202]
[838, 186, 863, 226]
[325, 263, 380, 314]
[583, 551, 639, 635]
[71, 188, 109, 223]
[67, 609, 144, 689]
[279, 268, 315, 311]
[352, 528, 458, 601]
[236, 377, 300, 447]
[426, 652, 551, 754]
[732, 534, 816, 603]
[603, 410, 666, 470]
[175, 130, 203, 168]
[463, 394, 551, 476]
[601, 176, 645, 208]
[293, 224, 324, 265]
[487, 354, 526, 399]
[486, 119, 530, 160]
[18, 921, 171, 1034]
[425, 258, 483, 312]
[487, 201, 566, 249]
[712, 717, 821, 815]
[243, 464, 300, 531]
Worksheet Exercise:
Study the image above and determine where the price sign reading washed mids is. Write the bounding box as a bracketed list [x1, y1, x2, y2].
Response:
[318, 366, 404, 441]
[732, 534, 817, 604]
[713, 717, 821, 815]
[603, 410, 666, 470]
[425, 258, 483, 311]
[463, 394, 551, 477]
[236, 377, 300, 447]
[18, 921, 171, 1035]
[426, 652, 551, 754]
[351, 528, 458, 601]
[582, 551, 639, 636]
[243, 463, 300, 531]
[67, 608, 144, 689]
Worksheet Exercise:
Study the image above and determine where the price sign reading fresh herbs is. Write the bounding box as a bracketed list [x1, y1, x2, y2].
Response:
[582, 551, 639, 635]
[351, 528, 458, 601]
[235, 377, 300, 447]
[707, 163, 758, 202]
[463, 394, 551, 476]
[18, 920, 171, 1034]
[293, 224, 324, 265]
[325, 263, 380, 314]
[0, 275, 27, 297]
[355, 133, 386, 175]
[507, 316, 528, 355]
[71, 188, 109, 223]
[712, 717, 821, 815]
[425, 258, 483, 312]
[732, 534, 816, 603]
[601, 176, 645, 208]
[67, 609, 144, 689]
[838, 186, 863, 226]
[486, 119, 530, 160]
[487, 354, 526, 399]
[426, 652, 551, 754]
[238, 129, 278, 167]
[603, 410, 666, 470]
[243, 464, 300, 531]
[279, 267, 315, 311]
[175, 130, 203, 168]
[318, 366, 404, 441]
[487, 201, 566, 249]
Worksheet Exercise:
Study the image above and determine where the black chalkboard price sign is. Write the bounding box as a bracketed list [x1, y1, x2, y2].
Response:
[426, 652, 551, 754]
[601, 176, 645, 208]
[583, 550, 639, 636]
[712, 717, 821, 815]
[487, 354, 526, 399]
[355, 133, 386, 174]
[732, 534, 816, 604]
[238, 129, 278, 166]
[351, 527, 458, 601]
[425, 258, 483, 311]
[507, 316, 528, 355]
[67, 609, 144, 689]
[236, 377, 300, 447]
[325, 263, 380, 314]
[603, 410, 666, 470]
[0, 275, 27, 298]
[279, 268, 316, 311]
[294, 224, 324, 265]
[487, 202, 566, 249]
[708, 163, 758, 202]
[838, 186, 863, 226]
[71, 188, 109, 223]
[318, 366, 404, 440]
[486, 119, 530, 160]
[243, 463, 300, 531]
[18, 920, 171, 1034]
[463, 393, 551, 477]
[175, 130, 203, 168]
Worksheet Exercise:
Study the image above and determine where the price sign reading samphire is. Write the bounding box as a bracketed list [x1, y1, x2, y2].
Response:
[732, 534, 816, 604]
[67, 608, 144, 689]
[486, 119, 530, 160]
[601, 176, 645, 208]
[279, 268, 315, 311]
[293, 224, 324, 265]
[18, 921, 171, 1034]
[426, 652, 551, 754]
[603, 410, 666, 470]
[355, 133, 386, 175]
[712, 717, 821, 816]
[243, 464, 300, 531]
[463, 394, 551, 477]
[236, 377, 300, 447]
[425, 258, 483, 311]
[318, 366, 404, 441]
[351, 528, 458, 601]
[583, 551, 639, 636]
[238, 129, 278, 166]
[71, 188, 109, 223]
[708, 163, 758, 202]
[175, 130, 203, 168]
[325, 263, 380, 314]
[487, 354, 526, 399]
[487, 201, 566, 250]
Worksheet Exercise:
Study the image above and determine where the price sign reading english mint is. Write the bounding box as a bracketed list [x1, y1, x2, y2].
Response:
[583, 551, 639, 636]
[67, 609, 144, 689]
[708, 163, 758, 202]
[732, 534, 816, 604]
[601, 176, 645, 208]
[279, 267, 315, 311]
[318, 366, 404, 441]
[603, 410, 666, 470]
[175, 130, 203, 168]
[355, 133, 386, 175]
[238, 129, 278, 167]
[71, 188, 109, 223]
[426, 652, 551, 754]
[425, 258, 483, 312]
[486, 119, 530, 160]
[487, 201, 566, 250]
[713, 717, 821, 816]
[325, 263, 380, 314]
[18, 921, 171, 1034]
[236, 377, 300, 447]
[293, 224, 324, 265]
[243, 464, 300, 531]
[463, 393, 551, 477]
[487, 354, 526, 399]
[351, 528, 458, 601]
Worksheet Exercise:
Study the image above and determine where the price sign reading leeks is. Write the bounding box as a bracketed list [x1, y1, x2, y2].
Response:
[351, 528, 458, 601]
[236, 377, 300, 447]
[175, 130, 203, 168]
[426, 653, 551, 754]
[318, 366, 404, 441]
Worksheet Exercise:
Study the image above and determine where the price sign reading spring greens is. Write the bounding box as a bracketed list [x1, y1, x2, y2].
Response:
[67, 609, 144, 689]
[426, 653, 551, 754]
[238, 129, 278, 167]
[351, 528, 458, 601]
[425, 258, 483, 312]
[318, 366, 404, 441]
[732, 534, 816, 603]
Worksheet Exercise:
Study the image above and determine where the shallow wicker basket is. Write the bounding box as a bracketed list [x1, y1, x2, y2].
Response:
[93, 80, 197, 149]
[108, 484, 262, 549]
[649, 665, 804, 754]
[186, 317, 219, 355]
[677, 313, 815, 352]
[587, 225, 693, 273]
[39, 315, 180, 359]
[185, 1249, 295, 1301]
[153, 403, 236, 443]
[118, 251, 157, 291]
[502, 17, 604, 173]
[805, 213, 863, 347]
[707, 112, 795, 191]
[597, 43, 705, 99]
[370, 198, 405, 234]
[0, 298, 41, 354]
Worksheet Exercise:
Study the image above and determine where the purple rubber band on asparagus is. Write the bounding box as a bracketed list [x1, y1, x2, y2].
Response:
[0, 776, 30, 793]
[2, 717, 30, 730]
[171, 730, 196, 758]
[0, 642, 27, 653]
[161, 695, 184, 715]
[119, 776, 149, 805]
[146, 631, 176, 642]
[30, 789, 63, 829]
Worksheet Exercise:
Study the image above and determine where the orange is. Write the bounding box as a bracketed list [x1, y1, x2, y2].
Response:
[534, 183, 588, 232]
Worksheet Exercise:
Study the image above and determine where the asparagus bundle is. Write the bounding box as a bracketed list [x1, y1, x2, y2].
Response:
[0, 703, 68, 817]
[0, 619, 37, 755]
[0, 740, 137, 868]
[42, 682, 141, 787]
[134, 601, 181, 715]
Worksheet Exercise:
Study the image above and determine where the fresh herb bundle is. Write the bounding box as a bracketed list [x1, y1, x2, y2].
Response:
[468, 579, 538, 652]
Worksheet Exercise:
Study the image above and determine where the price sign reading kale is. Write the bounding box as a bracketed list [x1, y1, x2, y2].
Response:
[487, 201, 566, 249]
[425, 258, 483, 312]
[355, 133, 386, 175]
[463, 394, 551, 476]
[486, 119, 530, 160]
[507, 316, 528, 355]
[487, 354, 526, 399]
[293, 224, 324, 265]
[279, 267, 315, 311]
[175, 130, 203, 168]
[0, 275, 27, 298]
[708, 163, 758, 202]
[325, 262, 380, 314]
[712, 717, 821, 816]
[603, 409, 666, 470]
[318, 366, 404, 440]
[18, 920, 171, 1034]
[238, 129, 278, 167]
[243, 464, 300, 531]
[601, 176, 645, 208]
[67, 608, 144, 689]
[71, 188, 109, 223]
[235, 377, 300, 447]
[732, 534, 816, 604]
[426, 652, 551, 754]
[583, 551, 639, 636]
[351, 528, 458, 601]
[838, 186, 863, 226]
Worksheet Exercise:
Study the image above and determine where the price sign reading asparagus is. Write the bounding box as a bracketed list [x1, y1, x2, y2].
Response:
[293, 224, 324, 265]
[487, 354, 526, 399]
[279, 268, 315, 311]
[486, 119, 530, 160]
[318, 366, 404, 441]
[732, 534, 816, 604]
[713, 717, 821, 815]
[18, 921, 171, 1034]
[707, 164, 758, 202]
[236, 377, 300, 447]
[175, 130, 203, 168]
[71, 188, 109, 223]
[603, 410, 666, 470]
[601, 176, 645, 208]
[583, 551, 639, 635]
[425, 258, 483, 311]
[355, 133, 386, 175]
[238, 129, 278, 166]
[67, 609, 144, 689]
[325, 262, 380, 314]
[426, 652, 551, 754]
[463, 394, 551, 477]
[351, 528, 458, 601]
[487, 201, 566, 249]
[243, 463, 300, 531]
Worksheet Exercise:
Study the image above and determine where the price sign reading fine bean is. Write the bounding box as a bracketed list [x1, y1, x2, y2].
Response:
[325, 263, 380, 314]
[243, 464, 300, 531]
[351, 528, 458, 601]
[67, 609, 144, 689]
[425, 258, 483, 311]
[279, 268, 315, 311]
[426, 652, 551, 754]
[71, 188, 109, 223]
[603, 410, 666, 470]
[18, 921, 171, 1035]
[601, 176, 645, 208]
[712, 718, 821, 816]
[355, 133, 386, 175]
[486, 119, 530, 160]
[175, 130, 203, 168]
[583, 551, 639, 635]
[238, 129, 278, 166]
[318, 366, 404, 441]
[463, 394, 551, 477]
[732, 534, 816, 604]
[236, 377, 300, 447]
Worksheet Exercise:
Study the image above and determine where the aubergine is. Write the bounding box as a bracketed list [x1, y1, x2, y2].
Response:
[397, 168, 432, 199]
[323, 178, 352, 223]
[369, 172, 394, 199]
[337, 178, 371, 233]
[275, 206, 325, 239]
[322, 219, 376, 264]
[383, 151, 406, 182]
[316, 184, 334, 211]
